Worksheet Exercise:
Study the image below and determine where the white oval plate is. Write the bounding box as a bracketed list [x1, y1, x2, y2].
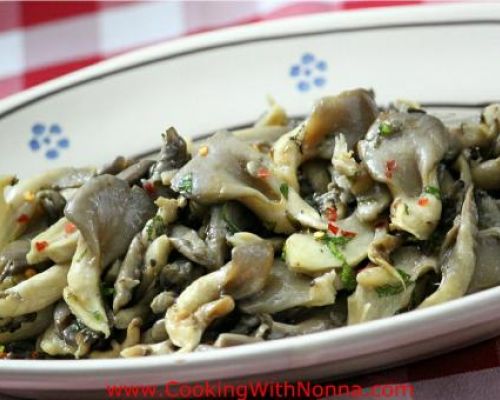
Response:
[1, 3, 500, 398]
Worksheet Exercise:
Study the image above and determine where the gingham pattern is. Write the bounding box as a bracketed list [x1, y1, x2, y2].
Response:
[0, 0, 426, 99]
[3, 2, 499, 399]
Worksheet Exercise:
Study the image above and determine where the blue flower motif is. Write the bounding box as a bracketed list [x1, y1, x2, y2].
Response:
[28, 123, 70, 160]
[289, 53, 328, 93]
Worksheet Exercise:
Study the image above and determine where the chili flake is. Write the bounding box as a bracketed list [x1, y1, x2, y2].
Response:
[418, 197, 429, 207]
[16, 214, 29, 224]
[326, 207, 338, 222]
[35, 241, 49, 252]
[64, 222, 77, 234]
[143, 181, 155, 195]
[257, 167, 271, 178]
[328, 222, 339, 235]
[341, 230, 357, 238]
[385, 160, 397, 179]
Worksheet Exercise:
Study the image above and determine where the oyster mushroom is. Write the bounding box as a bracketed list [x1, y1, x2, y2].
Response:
[0, 306, 53, 343]
[165, 241, 273, 350]
[112, 235, 147, 313]
[171, 132, 296, 233]
[36, 189, 67, 223]
[169, 206, 228, 270]
[471, 157, 500, 190]
[150, 127, 190, 184]
[120, 339, 175, 358]
[0, 168, 95, 252]
[284, 213, 374, 275]
[468, 228, 500, 292]
[329, 134, 391, 222]
[64, 174, 155, 266]
[172, 132, 326, 233]
[39, 323, 77, 357]
[239, 261, 337, 314]
[26, 217, 79, 265]
[419, 186, 477, 308]
[348, 247, 437, 324]
[359, 111, 451, 239]
[0, 264, 69, 318]
[159, 258, 204, 293]
[213, 333, 263, 347]
[273, 89, 378, 190]
[113, 283, 160, 329]
[0, 239, 30, 282]
[116, 159, 156, 185]
[63, 175, 155, 336]
[90, 318, 142, 359]
[113, 197, 182, 312]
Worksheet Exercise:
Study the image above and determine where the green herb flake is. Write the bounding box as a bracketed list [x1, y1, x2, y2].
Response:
[424, 185, 441, 199]
[177, 173, 193, 195]
[146, 215, 166, 241]
[375, 284, 404, 297]
[0, 344, 5, 354]
[77, 248, 88, 262]
[340, 263, 357, 291]
[375, 268, 413, 297]
[279, 183, 289, 199]
[396, 268, 412, 285]
[281, 246, 287, 261]
[92, 311, 103, 322]
[378, 121, 393, 137]
[404, 203, 410, 215]
[322, 235, 356, 291]
[101, 284, 115, 298]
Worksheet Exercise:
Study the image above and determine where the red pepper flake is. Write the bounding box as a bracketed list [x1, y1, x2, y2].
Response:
[341, 229, 357, 238]
[16, 214, 29, 224]
[328, 222, 339, 235]
[385, 159, 397, 179]
[257, 167, 271, 179]
[31, 351, 39, 359]
[35, 241, 49, 252]
[418, 197, 429, 207]
[326, 207, 337, 222]
[64, 222, 77, 234]
[143, 181, 155, 195]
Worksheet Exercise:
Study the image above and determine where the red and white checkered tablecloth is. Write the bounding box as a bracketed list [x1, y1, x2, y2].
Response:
[2, 1, 500, 399]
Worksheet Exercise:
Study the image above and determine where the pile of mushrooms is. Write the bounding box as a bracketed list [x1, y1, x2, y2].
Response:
[0, 89, 498, 359]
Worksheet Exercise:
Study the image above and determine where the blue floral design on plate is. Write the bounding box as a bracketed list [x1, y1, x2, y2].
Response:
[29, 123, 70, 160]
[289, 53, 328, 92]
